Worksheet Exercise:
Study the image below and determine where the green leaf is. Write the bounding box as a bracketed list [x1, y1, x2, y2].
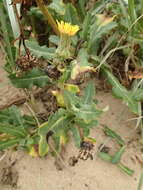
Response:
[39, 135, 49, 157]
[0, 123, 27, 138]
[49, 0, 65, 15]
[58, 68, 71, 83]
[117, 163, 134, 176]
[38, 109, 72, 156]
[25, 40, 55, 60]
[77, 48, 89, 67]
[70, 126, 81, 148]
[103, 126, 125, 146]
[76, 119, 98, 130]
[0, 106, 37, 152]
[63, 3, 80, 25]
[63, 88, 102, 122]
[8, 106, 24, 128]
[111, 146, 126, 164]
[9, 68, 51, 88]
[82, 81, 95, 104]
[98, 152, 112, 162]
[81, 13, 91, 40]
[52, 135, 60, 152]
[63, 90, 102, 123]
[98, 152, 134, 176]
[75, 104, 102, 123]
[112, 86, 128, 99]
[23, 115, 37, 127]
[49, 35, 59, 45]
[102, 68, 139, 114]
[132, 89, 143, 101]
[28, 7, 43, 18]
[77, 0, 87, 19]
[0, 106, 35, 131]
[63, 90, 80, 110]
[88, 15, 117, 52]
[128, 0, 137, 23]
[0, 106, 27, 137]
[0, 138, 19, 151]
[0, 106, 21, 125]
[83, 127, 90, 137]
[91, 0, 106, 15]
[39, 109, 69, 135]
[127, 0, 142, 36]
[0, 2, 15, 71]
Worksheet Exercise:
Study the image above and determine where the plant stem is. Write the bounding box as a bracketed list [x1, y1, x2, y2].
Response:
[35, 0, 60, 36]
[77, 126, 84, 141]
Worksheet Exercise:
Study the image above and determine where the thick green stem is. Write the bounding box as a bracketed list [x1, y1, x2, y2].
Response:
[35, 0, 59, 36]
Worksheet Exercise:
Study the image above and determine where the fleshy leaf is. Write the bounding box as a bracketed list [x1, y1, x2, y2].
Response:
[52, 84, 80, 107]
[0, 138, 19, 151]
[103, 126, 125, 146]
[38, 109, 71, 156]
[102, 67, 140, 115]
[63, 3, 80, 25]
[82, 81, 95, 104]
[111, 146, 126, 164]
[25, 40, 55, 60]
[39, 135, 49, 157]
[9, 68, 51, 88]
[117, 163, 134, 176]
[49, 0, 65, 15]
[0, 124, 26, 138]
[70, 126, 81, 148]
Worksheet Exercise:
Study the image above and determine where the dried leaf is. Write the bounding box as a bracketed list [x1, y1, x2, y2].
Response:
[128, 70, 143, 80]
[96, 14, 116, 27]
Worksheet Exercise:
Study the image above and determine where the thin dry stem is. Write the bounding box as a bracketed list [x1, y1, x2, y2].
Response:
[25, 102, 40, 126]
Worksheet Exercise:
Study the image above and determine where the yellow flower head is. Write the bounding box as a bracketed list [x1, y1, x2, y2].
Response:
[57, 20, 79, 36]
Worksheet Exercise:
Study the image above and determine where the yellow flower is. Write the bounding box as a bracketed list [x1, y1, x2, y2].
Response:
[57, 20, 79, 36]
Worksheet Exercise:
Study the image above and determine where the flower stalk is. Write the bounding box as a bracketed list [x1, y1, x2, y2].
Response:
[35, 0, 60, 36]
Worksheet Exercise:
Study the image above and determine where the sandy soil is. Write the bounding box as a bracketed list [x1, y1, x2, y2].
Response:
[0, 51, 143, 190]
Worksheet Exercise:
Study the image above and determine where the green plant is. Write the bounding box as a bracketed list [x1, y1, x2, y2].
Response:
[0, 106, 38, 156]
[38, 81, 103, 156]
[0, 0, 143, 173]
[98, 126, 134, 176]
[0, 2, 16, 72]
